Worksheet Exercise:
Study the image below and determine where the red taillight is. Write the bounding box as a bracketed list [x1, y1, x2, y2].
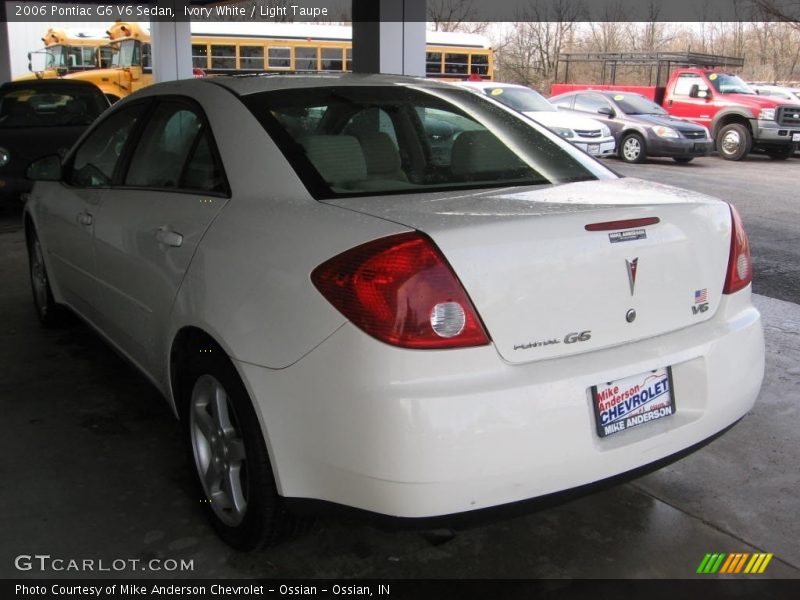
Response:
[311, 232, 490, 349]
[723, 204, 752, 294]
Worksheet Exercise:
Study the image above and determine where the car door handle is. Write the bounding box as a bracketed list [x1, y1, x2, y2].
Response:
[76, 211, 93, 226]
[155, 227, 183, 248]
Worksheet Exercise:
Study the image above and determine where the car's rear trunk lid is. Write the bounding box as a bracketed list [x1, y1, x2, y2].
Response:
[324, 177, 733, 364]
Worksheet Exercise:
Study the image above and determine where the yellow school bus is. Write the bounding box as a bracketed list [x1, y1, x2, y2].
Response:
[189, 22, 494, 80]
[16, 27, 111, 81]
[63, 21, 152, 102]
[65, 22, 493, 101]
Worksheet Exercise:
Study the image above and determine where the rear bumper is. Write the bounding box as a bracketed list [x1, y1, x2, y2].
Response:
[237, 289, 764, 518]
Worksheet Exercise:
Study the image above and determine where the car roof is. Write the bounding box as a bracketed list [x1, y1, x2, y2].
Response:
[459, 81, 529, 91]
[200, 72, 455, 97]
[554, 90, 650, 100]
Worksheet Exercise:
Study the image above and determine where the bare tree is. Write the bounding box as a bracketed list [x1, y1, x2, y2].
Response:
[634, 2, 669, 52]
[494, 0, 584, 90]
[751, 0, 800, 28]
[585, 1, 628, 53]
[427, 0, 490, 34]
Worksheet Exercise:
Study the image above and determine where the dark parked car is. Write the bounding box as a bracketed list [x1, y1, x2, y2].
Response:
[549, 90, 713, 164]
[0, 79, 108, 206]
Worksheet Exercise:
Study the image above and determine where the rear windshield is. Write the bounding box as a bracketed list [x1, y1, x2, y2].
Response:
[0, 86, 106, 129]
[242, 85, 612, 199]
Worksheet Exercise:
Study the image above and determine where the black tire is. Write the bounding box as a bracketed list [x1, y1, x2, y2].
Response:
[619, 132, 646, 163]
[27, 229, 64, 327]
[716, 123, 751, 161]
[182, 348, 299, 550]
[765, 145, 794, 160]
[673, 157, 694, 164]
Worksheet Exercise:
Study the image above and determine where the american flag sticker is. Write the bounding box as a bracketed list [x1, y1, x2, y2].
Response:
[695, 288, 708, 304]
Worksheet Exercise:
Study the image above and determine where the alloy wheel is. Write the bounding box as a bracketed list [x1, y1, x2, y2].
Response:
[190, 374, 249, 527]
[622, 137, 642, 161]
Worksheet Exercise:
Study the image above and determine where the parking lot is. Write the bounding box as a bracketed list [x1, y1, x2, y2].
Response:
[1, 153, 798, 580]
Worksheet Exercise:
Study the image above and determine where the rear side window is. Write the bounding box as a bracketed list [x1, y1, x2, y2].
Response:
[125, 103, 201, 188]
[426, 52, 442, 75]
[123, 100, 228, 194]
[549, 95, 573, 109]
[573, 94, 611, 114]
[192, 45, 208, 69]
[240, 46, 264, 70]
[673, 74, 704, 96]
[268, 47, 290, 69]
[211, 45, 236, 70]
[182, 131, 228, 193]
[67, 103, 145, 187]
[242, 85, 610, 199]
[295, 47, 317, 71]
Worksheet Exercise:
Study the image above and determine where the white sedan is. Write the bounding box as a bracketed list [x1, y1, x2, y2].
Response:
[459, 81, 617, 157]
[24, 74, 764, 550]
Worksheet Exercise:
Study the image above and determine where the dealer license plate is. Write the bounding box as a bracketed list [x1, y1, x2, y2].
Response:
[792, 133, 800, 142]
[587, 144, 601, 155]
[591, 367, 675, 438]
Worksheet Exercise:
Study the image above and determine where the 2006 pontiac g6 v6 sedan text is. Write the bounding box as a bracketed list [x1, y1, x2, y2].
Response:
[24, 74, 765, 550]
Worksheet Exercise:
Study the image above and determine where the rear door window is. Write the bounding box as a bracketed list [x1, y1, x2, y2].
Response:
[122, 99, 228, 194]
[573, 94, 611, 114]
[67, 103, 146, 187]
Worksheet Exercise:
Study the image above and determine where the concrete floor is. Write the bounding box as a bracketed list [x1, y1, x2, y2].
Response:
[0, 214, 798, 580]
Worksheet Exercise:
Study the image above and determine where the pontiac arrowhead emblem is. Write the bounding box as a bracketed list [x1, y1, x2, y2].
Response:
[626, 258, 639, 296]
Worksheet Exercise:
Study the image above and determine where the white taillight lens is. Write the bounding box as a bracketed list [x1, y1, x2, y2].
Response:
[431, 302, 466, 338]
[736, 254, 749, 280]
[723, 204, 752, 294]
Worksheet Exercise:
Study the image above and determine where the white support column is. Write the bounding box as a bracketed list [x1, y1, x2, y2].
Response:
[0, 3, 12, 84]
[151, 1, 192, 82]
[352, 0, 425, 77]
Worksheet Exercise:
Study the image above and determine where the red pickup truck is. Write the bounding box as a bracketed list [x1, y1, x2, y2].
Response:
[552, 65, 800, 161]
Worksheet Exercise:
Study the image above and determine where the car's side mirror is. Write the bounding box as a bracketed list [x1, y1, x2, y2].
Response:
[690, 84, 710, 99]
[26, 155, 62, 182]
[597, 106, 615, 117]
